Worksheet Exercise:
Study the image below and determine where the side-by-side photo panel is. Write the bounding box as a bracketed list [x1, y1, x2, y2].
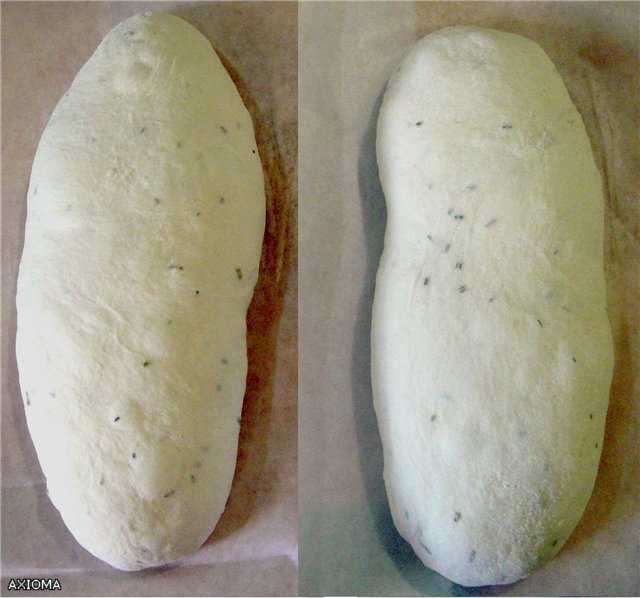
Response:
[299, 1, 638, 596]
[1, 2, 297, 595]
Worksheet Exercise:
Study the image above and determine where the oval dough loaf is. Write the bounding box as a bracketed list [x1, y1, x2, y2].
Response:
[16, 12, 265, 570]
[372, 26, 613, 586]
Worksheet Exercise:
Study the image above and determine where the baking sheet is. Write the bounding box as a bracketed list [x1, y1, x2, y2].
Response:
[298, 2, 639, 596]
[1, 2, 297, 596]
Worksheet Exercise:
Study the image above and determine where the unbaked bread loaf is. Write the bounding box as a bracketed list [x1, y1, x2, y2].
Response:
[372, 26, 613, 586]
[16, 12, 265, 570]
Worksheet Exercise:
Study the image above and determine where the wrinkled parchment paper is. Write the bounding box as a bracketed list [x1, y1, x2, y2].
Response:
[1, 2, 297, 596]
[299, 2, 639, 596]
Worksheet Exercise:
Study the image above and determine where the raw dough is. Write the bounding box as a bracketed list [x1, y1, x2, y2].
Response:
[16, 12, 265, 571]
[372, 26, 613, 586]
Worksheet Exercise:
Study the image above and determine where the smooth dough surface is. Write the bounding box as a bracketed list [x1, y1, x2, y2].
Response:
[16, 12, 265, 570]
[372, 26, 613, 587]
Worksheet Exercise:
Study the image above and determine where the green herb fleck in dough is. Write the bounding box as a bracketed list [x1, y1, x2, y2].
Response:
[163, 490, 176, 498]
[404, 509, 409, 519]
[454, 511, 462, 522]
[216, 384, 222, 391]
[195, 461, 202, 468]
[167, 319, 172, 325]
[153, 197, 161, 205]
[143, 361, 149, 367]
[25, 391, 30, 406]
[221, 357, 229, 365]
[220, 126, 227, 134]
[252, 149, 256, 154]
[455, 262, 463, 269]
[219, 196, 225, 204]
[195, 290, 200, 295]
[416, 121, 423, 126]
[190, 475, 196, 483]
[424, 277, 430, 286]
[132, 453, 137, 459]
[459, 285, 467, 293]
[485, 218, 497, 228]
[455, 214, 465, 220]
[536, 319, 543, 328]
[196, 212, 201, 217]
[176, 141, 182, 148]
[139, 126, 147, 134]
[465, 184, 477, 191]
[430, 414, 437, 422]
[236, 417, 241, 425]
[489, 297, 495, 302]
[553, 249, 560, 256]
[419, 540, 432, 554]
[168, 265, 184, 270]
[589, 413, 593, 419]
[595, 442, 598, 448]
[552, 539, 558, 546]
[572, 356, 577, 363]
[501, 123, 513, 129]
[235, 267, 243, 280]
[444, 243, 451, 253]
[114, 416, 120, 422]
[100, 477, 105, 486]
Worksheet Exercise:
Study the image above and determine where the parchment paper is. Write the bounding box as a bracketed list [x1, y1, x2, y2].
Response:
[299, 2, 639, 596]
[1, 2, 297, 596]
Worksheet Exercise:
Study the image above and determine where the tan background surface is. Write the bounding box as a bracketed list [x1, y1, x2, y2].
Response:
[299, 2, 639, 596]
[1, 2, 297, 596]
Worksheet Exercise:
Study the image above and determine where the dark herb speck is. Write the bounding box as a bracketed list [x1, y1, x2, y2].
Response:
[419, 541, 431, 554]
[236, 416, 241, 425]
[168, 265, 184, 270]
[572, 356, 577, 363]
[454, 214, 465, 220]
[176, 141, 182, 148]
[589, 413, 593, 419]
[485, 219, 497, 228]
[25, 392, 30, 406]
[132, 452, 137, 459]
[423, 277, 430, 286]
[552, 539, 558, 546]
[219, 196, 225, 204]
[216, 384, 222, 391]
[454, 511, 461, 522]
[501, 124, 513, 129]
[163, 490, 176, 498]
[416, 121, 423, 126]
[190, 475, 196, 483]
[443, 243, 451, 253]
[220, 126, 228, 134]
[252, 149, 256, 154]
[469, 550, 477, 563]
[465, 184, 477, 191]
[143, 361, 149, 367]
[455, 262, 463, 269]
[153, 197, 161, 205]
[430, 414, 437, 422]
[459, 285, 467, 293]
[139, 126, 147, 134]
[100, 477, 105, 486]
[195, 290, 200, 295]
[114, 416, 120, 422]
[235, 267, 243, 280]
[221, 357, 229, 365]
[536, 319, 543, 328]
[595, 442, 598, 448]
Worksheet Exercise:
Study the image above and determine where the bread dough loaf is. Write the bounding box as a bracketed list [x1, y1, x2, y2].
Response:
[372, 26, 613, 586]
[16, 12, 265, 570]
